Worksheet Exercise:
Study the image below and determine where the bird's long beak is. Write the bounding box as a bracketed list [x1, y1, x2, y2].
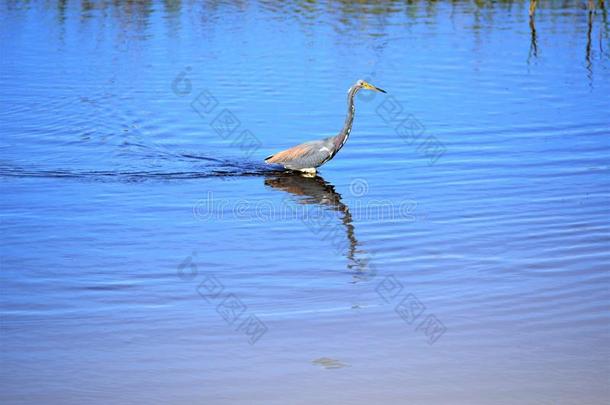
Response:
[362, 81, 387, 93]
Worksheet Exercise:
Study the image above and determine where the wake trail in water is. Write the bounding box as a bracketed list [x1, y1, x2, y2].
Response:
[0, 154, 282, 182]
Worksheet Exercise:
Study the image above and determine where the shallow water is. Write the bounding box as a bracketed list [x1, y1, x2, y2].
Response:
[1, 1, 609, 404]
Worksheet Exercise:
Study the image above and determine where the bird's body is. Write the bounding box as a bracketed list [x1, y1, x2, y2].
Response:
[265, 80, 385, 174]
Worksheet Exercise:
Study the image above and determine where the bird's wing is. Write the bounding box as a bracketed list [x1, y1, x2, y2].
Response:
[265, 141, 327, 164]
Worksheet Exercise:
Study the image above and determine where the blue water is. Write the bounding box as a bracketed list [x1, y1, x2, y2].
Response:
[1, 1, 609, 403]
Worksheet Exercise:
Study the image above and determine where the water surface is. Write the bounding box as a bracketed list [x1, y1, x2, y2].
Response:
[1, 1, 609, 404]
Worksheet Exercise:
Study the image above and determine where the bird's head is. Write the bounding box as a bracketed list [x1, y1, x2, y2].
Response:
[356, 79, 386, 93]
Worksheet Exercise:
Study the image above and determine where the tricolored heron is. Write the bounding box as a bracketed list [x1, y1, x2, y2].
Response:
[264, 79, 386, 175]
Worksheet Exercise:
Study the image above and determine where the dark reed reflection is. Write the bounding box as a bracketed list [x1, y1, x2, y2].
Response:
[528, 14, 538, 60]
[264, 173, 367, 275]
[586, 3, 594, 77]
[25, 0, 609, 78]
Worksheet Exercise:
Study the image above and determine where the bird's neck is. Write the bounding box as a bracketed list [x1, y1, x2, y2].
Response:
[335, 85, 359, 150]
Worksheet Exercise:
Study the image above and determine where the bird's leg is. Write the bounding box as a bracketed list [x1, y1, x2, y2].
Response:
[297, 167, 317, 176]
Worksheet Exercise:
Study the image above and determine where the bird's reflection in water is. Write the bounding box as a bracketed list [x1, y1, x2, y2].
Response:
[264, 173, 369, 280]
